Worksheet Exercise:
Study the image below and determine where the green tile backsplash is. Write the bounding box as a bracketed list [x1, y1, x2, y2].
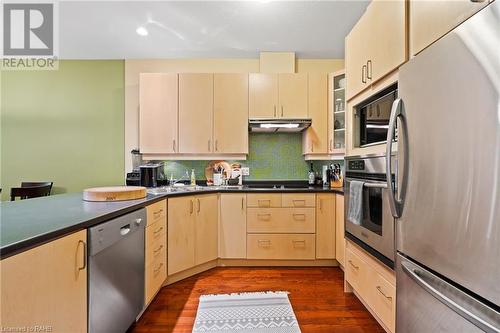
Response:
[161, 133, 343, 181]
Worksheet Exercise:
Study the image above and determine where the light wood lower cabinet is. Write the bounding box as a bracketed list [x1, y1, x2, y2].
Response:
[168, 194, 218, 275]
[247, 208, 315, 234]
[246, 193, 282, 208]
[145, 200, 167, 305]
[282, 193, 315, 207]
[316, 193, 336, 259]
[0, 230, 87, 333]
[219, 194, 247, 259]
[345, 240, 395, 333]
[335, 194, 345, 266]
[247, 234, 315, 260]
[168, 196, 196, 275]
[195, 194, 219, 265]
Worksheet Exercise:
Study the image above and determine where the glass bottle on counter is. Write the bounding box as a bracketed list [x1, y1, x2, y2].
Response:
[308, 163, 315, 185]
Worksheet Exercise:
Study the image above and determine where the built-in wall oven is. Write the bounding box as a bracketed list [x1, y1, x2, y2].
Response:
[344, 154, 396, 268]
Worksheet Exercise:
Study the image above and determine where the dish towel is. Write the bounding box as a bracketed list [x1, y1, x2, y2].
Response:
[347, 180, 364, 226]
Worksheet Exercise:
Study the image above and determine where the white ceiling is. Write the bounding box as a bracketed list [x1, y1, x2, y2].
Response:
[59, 1, 369, 59]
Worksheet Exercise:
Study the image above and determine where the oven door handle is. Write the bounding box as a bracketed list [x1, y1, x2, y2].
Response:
[386, 98, 407, 218]
[363, 182, 387, 189]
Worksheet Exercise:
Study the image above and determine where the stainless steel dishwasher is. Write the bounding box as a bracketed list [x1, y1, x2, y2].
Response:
[88, 208, 146, 333]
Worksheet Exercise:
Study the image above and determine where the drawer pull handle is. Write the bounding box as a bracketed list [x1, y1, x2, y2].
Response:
[292, 199, 306, 206]
[153, 263, 164, 276]
[257, 199, 271, 207]
[153, 209, 163, 218]
[376, 286, 392, 301]
[348, 260, 359, 270]
[153, 226, 164, 235]
[77, 240, 86, 271]
[153, 245, 164, 254]
[292, 240, 306, 248]
[257, 213, 271, 220]
[258, 240, 271, 247]
[292, 213, 306, 220]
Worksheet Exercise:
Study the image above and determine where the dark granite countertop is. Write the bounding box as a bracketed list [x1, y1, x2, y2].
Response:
[0, 186, 343, 259]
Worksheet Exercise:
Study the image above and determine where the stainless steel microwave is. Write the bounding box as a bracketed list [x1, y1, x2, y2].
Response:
[355, 83, 398, 147]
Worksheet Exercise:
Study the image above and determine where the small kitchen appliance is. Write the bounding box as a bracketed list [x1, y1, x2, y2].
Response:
[139, 163, 165, 188]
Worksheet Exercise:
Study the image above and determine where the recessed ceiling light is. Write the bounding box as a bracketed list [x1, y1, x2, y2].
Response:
[136, 26, 148, 36]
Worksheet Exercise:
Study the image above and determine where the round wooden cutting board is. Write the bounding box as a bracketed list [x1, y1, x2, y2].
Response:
[83, 186, 147, 202]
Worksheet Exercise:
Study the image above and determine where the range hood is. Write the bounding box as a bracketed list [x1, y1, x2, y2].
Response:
[249, 119, 312, 133]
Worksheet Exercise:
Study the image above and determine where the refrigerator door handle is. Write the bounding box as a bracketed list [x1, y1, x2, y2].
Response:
[386, 98, 407, 218]
[401, 260, 500, 333]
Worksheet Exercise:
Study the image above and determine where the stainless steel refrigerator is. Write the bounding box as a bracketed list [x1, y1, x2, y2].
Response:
[389, 2, 500, 332]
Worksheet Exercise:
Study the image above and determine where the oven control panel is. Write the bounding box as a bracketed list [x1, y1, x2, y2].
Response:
[348, 160, 365, 171]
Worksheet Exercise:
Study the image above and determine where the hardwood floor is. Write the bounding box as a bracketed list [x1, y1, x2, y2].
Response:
[132, 267, 385, 333]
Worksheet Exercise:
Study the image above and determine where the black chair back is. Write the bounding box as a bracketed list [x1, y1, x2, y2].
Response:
[10, 183, 53, 201]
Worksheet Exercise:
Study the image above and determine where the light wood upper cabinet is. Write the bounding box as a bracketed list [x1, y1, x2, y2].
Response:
[0, 230, 87, 333]
[195, 194, 219, 265]
[249, 73, 279, 118]
[278, 73, 308, 118]
[303, 73, 328, 155]
[345, 0, 406, 100]
[214, 74, 249, 154]
[316, 193, 336, 259]
[249, 73, 308, 119]
[168, 196, 196, 275]
[345, 12, 369, 101]
[178, 73, 214, 153]
[139, 73, 178, 154]
[335, 194, 345, 267]
[410, 0, 489, 56]
[219, 194, 247, 259]
[368, 0, 406, 82]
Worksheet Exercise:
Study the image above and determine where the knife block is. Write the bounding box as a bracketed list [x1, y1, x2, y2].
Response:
[330, 177, 343, 188]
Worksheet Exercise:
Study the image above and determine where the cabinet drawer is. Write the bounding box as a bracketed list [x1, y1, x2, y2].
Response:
[144, 256, 167, 305]
[146, 200, 167, 226]
[145, 230, 166, 267]
[346, 240, 396, 333]
[247, 208, 315, 233]
[246, 194, 281, 208]
[345, 247, 369, 297]
[282, 193, 315, 207]
[247, 234, 315, 260]
[146, 219, 166, 245]
[370, 272, 396, 333]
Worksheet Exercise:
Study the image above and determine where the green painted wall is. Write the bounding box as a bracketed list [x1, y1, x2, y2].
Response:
[161, 133, 343, 181]
[1, 60, 125, 200]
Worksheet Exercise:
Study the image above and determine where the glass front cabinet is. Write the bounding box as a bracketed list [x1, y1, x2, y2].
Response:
[329, 70, 346, 155]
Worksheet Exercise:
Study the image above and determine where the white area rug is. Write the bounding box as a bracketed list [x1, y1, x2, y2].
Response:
[192, 291, 301, 333]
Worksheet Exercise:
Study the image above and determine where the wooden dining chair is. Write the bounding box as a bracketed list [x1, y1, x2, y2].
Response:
[10, 182, 53, 201]
[21, 181, 53, 191]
